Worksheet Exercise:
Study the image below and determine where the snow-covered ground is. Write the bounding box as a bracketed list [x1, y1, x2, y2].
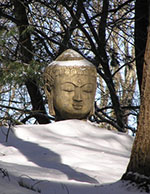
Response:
[0, 120, 145, 193]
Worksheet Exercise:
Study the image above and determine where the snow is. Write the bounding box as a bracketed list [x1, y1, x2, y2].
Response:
[48, 49, 95, 67]
[0, 119, 146, 193]
[49, 60, 94, 67]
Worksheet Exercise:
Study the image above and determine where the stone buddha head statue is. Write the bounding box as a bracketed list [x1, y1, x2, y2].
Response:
[44, 49, 97, 121]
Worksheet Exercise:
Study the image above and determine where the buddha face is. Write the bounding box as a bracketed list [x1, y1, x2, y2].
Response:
[53, 73, 96, 120]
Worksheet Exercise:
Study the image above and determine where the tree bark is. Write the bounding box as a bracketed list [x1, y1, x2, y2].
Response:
[135, 0, 148, 93]
[122, 25, 150, 183]
[12, 0, 50, 124]
[97, 0, 125, 132]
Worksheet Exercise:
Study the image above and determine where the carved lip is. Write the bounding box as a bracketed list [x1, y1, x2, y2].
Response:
[72, 103, 83, 110]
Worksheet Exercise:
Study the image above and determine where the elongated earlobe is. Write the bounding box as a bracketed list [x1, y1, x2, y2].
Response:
[89, 103, 95, 117]
[44, 84, 56, 117]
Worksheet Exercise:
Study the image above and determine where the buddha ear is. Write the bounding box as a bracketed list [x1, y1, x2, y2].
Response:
[89, 102, 95, 117]
[44, 83, 56, 117]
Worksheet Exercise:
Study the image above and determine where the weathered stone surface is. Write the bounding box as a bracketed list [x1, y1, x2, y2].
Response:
[44, 49, 97, 121]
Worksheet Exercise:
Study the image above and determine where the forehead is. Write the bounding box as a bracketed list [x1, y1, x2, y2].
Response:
[55, 74, 96, 87]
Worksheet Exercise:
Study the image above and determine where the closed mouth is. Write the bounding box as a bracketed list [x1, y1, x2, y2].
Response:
[72, 104, 83, 110]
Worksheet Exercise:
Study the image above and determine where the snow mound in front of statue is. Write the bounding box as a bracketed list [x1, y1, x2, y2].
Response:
[0, 119, 145, 194]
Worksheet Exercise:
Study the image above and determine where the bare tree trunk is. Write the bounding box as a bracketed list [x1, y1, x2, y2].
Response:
[97, 0, 125, 132]
[135, 0, 148, 93]
[122, 25, 150, 185]
[12, 0, 50, 124]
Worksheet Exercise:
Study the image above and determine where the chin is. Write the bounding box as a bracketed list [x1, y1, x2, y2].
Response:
[62, 112, 89, 120]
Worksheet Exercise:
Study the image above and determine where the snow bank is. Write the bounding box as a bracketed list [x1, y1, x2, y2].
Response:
[0, 120, 141, 194]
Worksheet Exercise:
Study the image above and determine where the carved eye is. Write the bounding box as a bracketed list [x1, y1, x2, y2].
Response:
[82, 84, 93, 93]
[61, 83, 74, 92]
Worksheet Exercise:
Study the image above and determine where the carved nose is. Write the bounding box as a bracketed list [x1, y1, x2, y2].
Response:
[73, 87, 82, 102]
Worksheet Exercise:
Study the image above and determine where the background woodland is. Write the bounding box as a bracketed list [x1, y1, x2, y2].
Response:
[0, 0, 148, 133]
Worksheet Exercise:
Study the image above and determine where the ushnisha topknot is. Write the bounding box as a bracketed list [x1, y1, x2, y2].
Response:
[55, 49, 83, 61]
[44, 49, 97, 87]
[48, 49, 96, 67]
